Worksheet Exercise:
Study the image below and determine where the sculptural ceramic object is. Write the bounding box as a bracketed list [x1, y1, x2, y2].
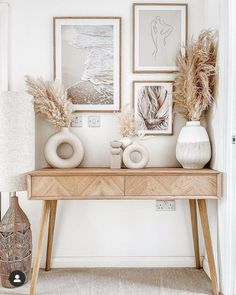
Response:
[123, 141, 149, 169]
[110, 141, 122, 169]
[44, 127, 84, 168]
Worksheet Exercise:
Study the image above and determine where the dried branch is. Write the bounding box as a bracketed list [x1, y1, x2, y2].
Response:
[117, 106, 137, 138]
[174, 30, 218, 121]
[25, 76, 72, 128]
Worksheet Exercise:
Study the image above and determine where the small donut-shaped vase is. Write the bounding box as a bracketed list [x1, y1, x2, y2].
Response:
[44, 127, 84, 168]
[123, 142, 149, 169]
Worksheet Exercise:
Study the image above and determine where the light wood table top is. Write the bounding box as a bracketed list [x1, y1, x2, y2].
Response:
[28, 167, 220, 176]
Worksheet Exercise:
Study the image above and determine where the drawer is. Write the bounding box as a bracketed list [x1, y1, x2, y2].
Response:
[29, 176, 125, 199]
[125, 175, 217, 197]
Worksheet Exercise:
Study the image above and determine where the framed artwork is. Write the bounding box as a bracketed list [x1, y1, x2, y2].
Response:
[133, 3, 187, 73]
[54, 17, 121, 112]
[0, 3, 8, 90]
[133, 81, 173, 135]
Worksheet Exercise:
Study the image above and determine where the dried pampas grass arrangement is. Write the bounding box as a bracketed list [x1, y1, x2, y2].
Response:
[118, 107, 137, 138]
[174, 30, 217, 121]
[25, 76, 72, 128]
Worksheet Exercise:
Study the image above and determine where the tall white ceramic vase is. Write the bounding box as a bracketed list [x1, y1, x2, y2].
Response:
[176, 121, 211, 169]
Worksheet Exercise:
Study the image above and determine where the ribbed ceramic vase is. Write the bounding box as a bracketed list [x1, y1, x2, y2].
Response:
[44, 127, 84, 168]
[176, 121, 211, 169]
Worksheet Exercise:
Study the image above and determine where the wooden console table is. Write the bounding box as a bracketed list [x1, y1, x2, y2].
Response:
[27, 168, 222, 295]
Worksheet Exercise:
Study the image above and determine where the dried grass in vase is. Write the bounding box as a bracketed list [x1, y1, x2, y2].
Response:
[174, 30, 218, 121]
[25, 76, 72, 129]
[117, 107, 137, 138]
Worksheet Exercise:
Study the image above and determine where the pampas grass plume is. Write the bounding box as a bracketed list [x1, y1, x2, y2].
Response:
[174, 30, 217, 121]
[25, 76, 72, 129]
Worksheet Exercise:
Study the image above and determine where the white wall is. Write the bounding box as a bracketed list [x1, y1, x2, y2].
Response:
[205, 0, 221, 285]
[1, 0, 210, 267]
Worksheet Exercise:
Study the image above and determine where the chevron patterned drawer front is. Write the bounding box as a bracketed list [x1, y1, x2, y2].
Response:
[124, 175, 218, 198]
[30, 176, 125, 199]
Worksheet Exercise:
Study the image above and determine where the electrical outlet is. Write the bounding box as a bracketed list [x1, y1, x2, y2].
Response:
[88, 116, 100, 127]
[156, 200, 175, 211]
[71, 114, 83, 127]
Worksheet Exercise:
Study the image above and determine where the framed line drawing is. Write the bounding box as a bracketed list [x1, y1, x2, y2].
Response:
[133, 3, 187, 73]
[54, 17, 121, 112]
[133, 81, 173, 135]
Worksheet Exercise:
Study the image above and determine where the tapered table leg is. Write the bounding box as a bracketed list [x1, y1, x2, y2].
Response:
[45, 200, 57, 271]
[198, 199, 219, 295]
[189, 200, 201, 269]
[30, 201, 50, 295]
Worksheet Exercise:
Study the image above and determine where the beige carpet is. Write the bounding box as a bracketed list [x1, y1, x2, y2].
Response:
[0, 268, 212, 295]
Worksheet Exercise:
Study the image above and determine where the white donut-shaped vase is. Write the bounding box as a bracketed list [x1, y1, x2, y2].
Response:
[44, 127, 84, 168]
[123, 142, 149, 169]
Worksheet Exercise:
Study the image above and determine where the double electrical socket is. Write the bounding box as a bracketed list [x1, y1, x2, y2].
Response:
[88, 116, 100, 127]
[71, 114, 101, 128]
[156, 200, 176, 211]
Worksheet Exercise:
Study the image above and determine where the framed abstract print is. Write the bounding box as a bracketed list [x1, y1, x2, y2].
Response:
[54, 17, 121, 112]
[133, 81, 173, 135]
[133, 3, 187, 73]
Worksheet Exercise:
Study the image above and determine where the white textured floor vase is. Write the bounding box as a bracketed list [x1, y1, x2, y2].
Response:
[44, 127, 84, 168]
[176, 121, 211, 169]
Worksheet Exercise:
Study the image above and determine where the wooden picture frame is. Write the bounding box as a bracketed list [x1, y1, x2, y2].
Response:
[54, 17, 121, 112]
[133, 3, 188, 73]
[133, 80, 173, 135]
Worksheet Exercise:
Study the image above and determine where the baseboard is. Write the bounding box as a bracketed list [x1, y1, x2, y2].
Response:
[39, 256, 204, 268]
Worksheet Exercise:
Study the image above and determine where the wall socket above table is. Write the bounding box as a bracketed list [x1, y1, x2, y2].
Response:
[71, 114, 101, 128]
